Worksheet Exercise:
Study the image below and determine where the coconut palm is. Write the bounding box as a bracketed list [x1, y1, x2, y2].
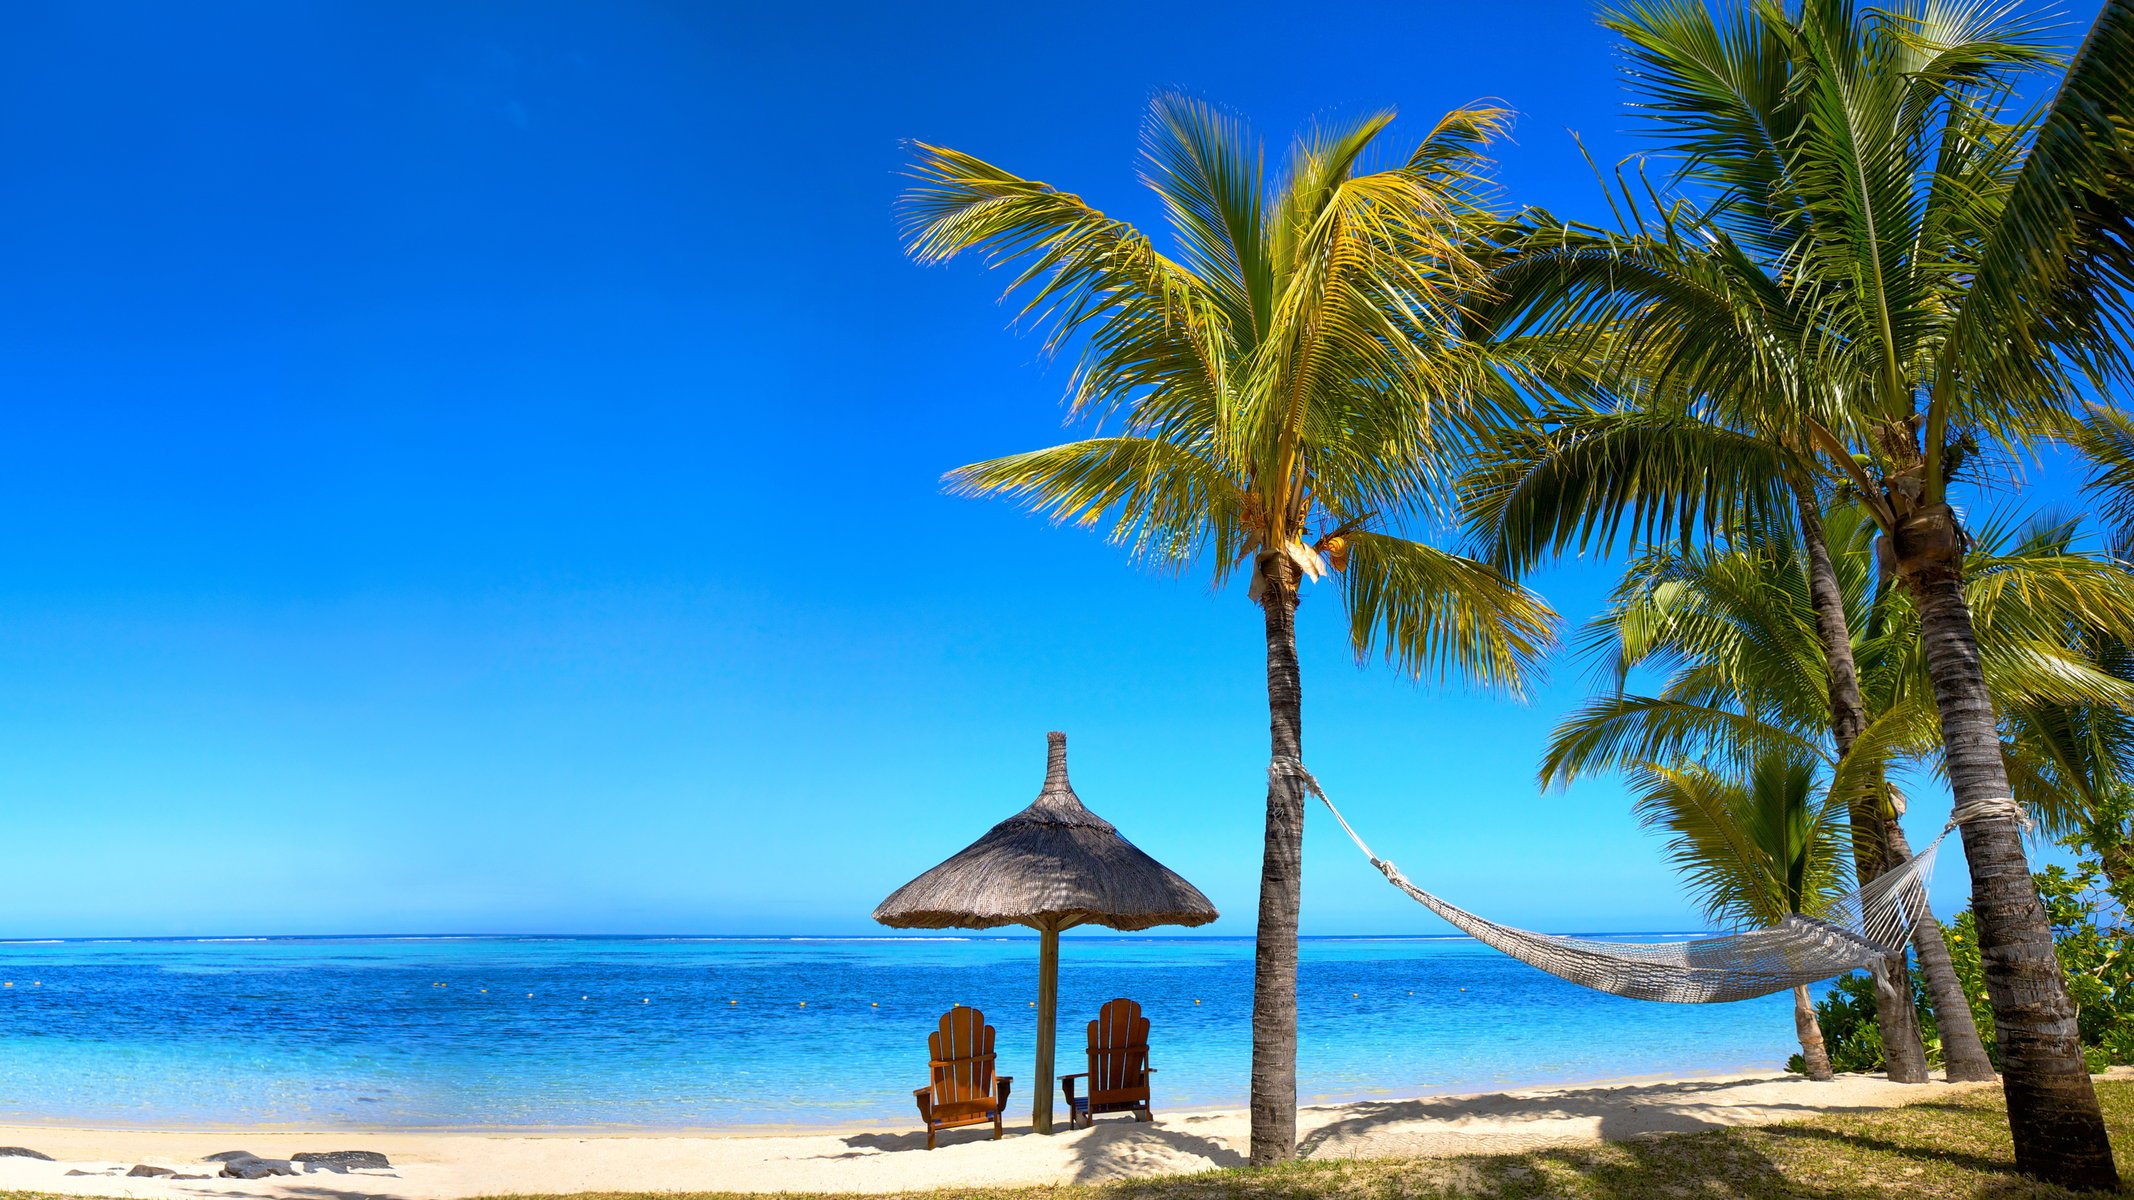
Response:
[1631, 751, 1851, 1079]
[1472, 0, 2134, 1182]
[901, 95, 1555, 1163]
[1462, 271, 1947, 1079]
[1544, 507, 2134, 1075]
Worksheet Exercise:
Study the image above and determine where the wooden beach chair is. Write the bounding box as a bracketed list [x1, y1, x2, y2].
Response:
[1060, 997, 1154, 1127]
[913, 1005, 1013, 1149]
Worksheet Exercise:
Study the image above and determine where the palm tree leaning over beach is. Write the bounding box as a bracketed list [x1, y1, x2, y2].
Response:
[1469, 0, 2134, 1184]
[901, 95, 1555, 1165]
[1631, 751, 1851, 1080]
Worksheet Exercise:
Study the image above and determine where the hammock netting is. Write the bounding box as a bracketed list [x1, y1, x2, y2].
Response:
[1277, 759, 1968, 1005]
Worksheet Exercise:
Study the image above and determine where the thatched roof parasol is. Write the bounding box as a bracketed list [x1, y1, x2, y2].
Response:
[874, 731, 1216, 1134]
[873, 732, 1218, 933]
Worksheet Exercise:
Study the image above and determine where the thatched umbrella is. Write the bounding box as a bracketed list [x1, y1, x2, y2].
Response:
[874, 731, 1217, 1134]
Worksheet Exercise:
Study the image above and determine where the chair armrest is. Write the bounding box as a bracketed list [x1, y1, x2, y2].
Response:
[912, 1087, 933, 1120]
[995, 1075, 1014, 1106]
[1058, 1073, 1088, 1082]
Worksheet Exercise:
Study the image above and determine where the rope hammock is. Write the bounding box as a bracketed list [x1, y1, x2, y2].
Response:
[1272, 758, 2024, 1004]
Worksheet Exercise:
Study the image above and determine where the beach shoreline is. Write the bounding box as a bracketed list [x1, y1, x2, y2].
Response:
[0, 1068, 2028, 1198]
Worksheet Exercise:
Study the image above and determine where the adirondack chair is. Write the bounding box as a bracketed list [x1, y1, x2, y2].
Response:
[912, 1005, 1013, 1149]
[1060, 997, 1154, 1127]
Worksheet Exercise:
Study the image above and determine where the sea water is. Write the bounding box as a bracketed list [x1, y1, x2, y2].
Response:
[0, 935, 1811, 1130]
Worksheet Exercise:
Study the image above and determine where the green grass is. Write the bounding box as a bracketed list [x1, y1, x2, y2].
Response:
[487, 1079, 2134, 1200]
[11, 1080, 2134, 1200]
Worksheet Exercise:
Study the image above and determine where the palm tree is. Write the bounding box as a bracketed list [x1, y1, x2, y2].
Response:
[1543, 507, 2134, 1078]
[1631, 751, 1851, 1079]
[1453, 66, 1992, 1085]
[1476, 0, 2134, 1183]
[1463, 261, 1945, 1080]
[901, 95, 1555, 1162]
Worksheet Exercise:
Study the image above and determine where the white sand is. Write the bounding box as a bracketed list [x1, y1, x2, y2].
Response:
[0, 1070, 2003, 1198]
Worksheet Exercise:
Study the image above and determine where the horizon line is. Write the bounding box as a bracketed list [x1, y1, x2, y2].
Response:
[0, 929, 1728, 944]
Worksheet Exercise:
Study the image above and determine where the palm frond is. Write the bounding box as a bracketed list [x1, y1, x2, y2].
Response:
[1461, 404, 1798, 574]
[1630, 751, 1850, 926]
[1542, 694, 1820, 789]
[944, 437, 1240, 573]
[901, 141, 1236, 421]
[1337, 530, 1556, 692]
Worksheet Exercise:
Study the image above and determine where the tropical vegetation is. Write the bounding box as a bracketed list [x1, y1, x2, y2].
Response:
[904, 0, 2134, 1185]
[1630, 749, 1852, 1078]
[1542, 506, 2134, 1069]
[1455, 0, 2134, 1184]
[901, 96, 1554, 1161]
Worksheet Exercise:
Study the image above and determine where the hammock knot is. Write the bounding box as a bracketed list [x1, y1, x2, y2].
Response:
[1268, 756, 1319, 793]
[1944, 795, 2032, 834]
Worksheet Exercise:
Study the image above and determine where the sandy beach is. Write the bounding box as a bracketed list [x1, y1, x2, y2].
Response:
[0, 1070, 2008, 1198]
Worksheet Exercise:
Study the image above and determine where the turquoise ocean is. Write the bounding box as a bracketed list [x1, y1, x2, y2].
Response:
[0, 935, 1815, 1130]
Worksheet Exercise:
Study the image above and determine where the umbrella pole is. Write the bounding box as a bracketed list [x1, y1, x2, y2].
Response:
[1034, 917, 1059, 1134]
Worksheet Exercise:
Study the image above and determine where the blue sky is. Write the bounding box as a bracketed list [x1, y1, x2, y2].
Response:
[0, 0, 2103, 938]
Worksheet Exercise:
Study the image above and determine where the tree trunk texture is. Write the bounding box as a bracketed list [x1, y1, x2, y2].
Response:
[1249, 561, 1305, 1166]
[1792, 487, 1929, 1083]
[1903, 533, 2117, 1191]
[1883, 818, 1998, 1081]
[1794, 984, 1837, 1080]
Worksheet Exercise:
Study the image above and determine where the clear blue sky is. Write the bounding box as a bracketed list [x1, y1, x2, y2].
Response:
[0, 0, 2101, 938]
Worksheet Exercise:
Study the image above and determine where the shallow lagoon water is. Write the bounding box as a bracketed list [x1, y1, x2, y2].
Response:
[0, 935, 1812, 1129]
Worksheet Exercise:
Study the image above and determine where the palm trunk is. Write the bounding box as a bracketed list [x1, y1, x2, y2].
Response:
[1794, 984, 1836, 1080]
[1249, 561, 1305, 1166]
[1904, 548, 2117, 1191]
[1882, 817, 1997, 1081]
[1792, 486, 1929, 1083]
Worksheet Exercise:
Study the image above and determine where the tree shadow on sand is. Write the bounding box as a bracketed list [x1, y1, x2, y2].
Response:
[817, 1113, 1244, 1182]
[1059, 1113, 1244, 1184]
[1296, 1077, 1856, 1159]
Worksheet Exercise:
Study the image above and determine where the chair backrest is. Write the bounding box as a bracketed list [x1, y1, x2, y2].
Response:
[1086, 997, 1150, 1104]
[927, 1005, 997, 1106]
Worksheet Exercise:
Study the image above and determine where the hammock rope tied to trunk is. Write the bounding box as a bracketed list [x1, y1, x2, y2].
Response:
[1271, 758, 2027, 1004]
